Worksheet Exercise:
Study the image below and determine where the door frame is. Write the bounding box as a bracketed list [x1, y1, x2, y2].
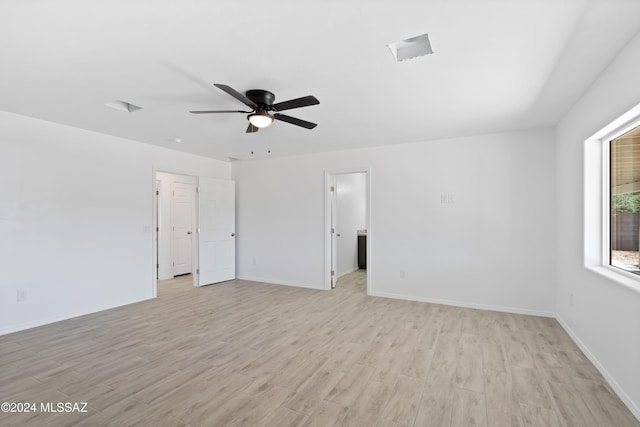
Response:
[155, 179, 161, 282]
[323, 168, 371, 294]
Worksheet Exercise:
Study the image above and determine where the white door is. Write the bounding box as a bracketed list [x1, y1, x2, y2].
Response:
[198, 178, 235, 286]
[330, 179, 337, 288]
[155, 179, 161, 280]
[172, 181, 193, 276]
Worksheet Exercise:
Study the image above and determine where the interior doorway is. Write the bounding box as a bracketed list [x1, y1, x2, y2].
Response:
[325, 169, 371, 293]
[153, 171, 237, 295]
[156, 172, 197, 281]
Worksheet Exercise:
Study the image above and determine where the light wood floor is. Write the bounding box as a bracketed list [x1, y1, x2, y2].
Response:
[1, 271, 638, 426]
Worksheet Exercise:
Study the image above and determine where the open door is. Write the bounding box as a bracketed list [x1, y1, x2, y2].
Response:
[198, 178, 235, 286]
[330, 179, 337, 288]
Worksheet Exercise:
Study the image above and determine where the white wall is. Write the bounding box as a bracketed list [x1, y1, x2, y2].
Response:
[556, 31, 640, 418]
[233, 128, 556, 314]
[0, 111, 230, 335]
[336, 173, 367, 277]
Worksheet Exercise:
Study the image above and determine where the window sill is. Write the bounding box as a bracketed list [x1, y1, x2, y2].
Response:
[585, 265, 640, 294]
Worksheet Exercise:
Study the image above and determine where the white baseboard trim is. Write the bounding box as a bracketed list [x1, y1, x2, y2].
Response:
[555, 314, 640, 422]
[0, 296, 154, 336]
[367, 290, 556, 318]
[236, 275, 323, 290]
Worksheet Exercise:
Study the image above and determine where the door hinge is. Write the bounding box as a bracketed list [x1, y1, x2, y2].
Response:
[156, 263, 159, 268]
[331, 228, 335, 234]
[156, 227, 159, 232]
[196, 187, 199, 193]
[331, 270, 335, 276]
[196, 268, 200, 274]
[330, 186, 335, 192]
[156, 190, 159, 195]
[173, 262, 175, 266]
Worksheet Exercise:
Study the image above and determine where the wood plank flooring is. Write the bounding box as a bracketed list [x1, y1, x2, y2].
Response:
[1, 271, 638, 426]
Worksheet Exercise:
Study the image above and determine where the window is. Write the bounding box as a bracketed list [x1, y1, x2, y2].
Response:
[609, 125, 640, 275]
[584, 103, 640, 290]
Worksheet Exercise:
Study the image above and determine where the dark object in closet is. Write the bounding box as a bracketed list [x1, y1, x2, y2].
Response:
[358, 234, 367, 269]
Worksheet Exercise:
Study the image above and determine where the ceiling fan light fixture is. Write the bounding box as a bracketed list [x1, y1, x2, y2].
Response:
[248, 112, 274, 128]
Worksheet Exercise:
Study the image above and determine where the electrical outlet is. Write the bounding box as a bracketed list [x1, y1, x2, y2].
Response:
[17, 290, 27, 302]
[441, 194, 454, 204]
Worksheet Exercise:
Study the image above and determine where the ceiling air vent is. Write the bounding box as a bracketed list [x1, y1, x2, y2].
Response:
[105, 100, 142, 113]
[387, 33, 434, 62]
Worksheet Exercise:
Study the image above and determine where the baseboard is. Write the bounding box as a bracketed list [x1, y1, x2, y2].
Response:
[236, 275, 323, 290]
[555, 314, 640, 422]
[0, 296, 154, 336]
[367, 290, 556, 318]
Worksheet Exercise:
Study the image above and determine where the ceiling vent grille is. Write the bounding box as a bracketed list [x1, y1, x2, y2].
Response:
[105, 100, 142, 113]
[387, 33, 434, 62]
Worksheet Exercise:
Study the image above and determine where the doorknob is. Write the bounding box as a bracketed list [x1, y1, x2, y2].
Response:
[337, 233, 341, 237]
[231, 233, 235, 237]
[187, 231, 192, 235]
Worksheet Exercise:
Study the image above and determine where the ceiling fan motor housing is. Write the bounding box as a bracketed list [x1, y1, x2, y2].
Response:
[246, 89, 275, 108]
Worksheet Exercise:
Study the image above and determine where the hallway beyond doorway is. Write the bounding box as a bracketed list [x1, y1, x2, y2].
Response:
[335, 269, 366, 293]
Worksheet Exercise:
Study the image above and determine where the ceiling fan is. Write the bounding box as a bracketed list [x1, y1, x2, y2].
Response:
[190, 84, 320, 133]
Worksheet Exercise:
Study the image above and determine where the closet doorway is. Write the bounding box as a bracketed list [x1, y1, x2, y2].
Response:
[153, 171, 236, 294]
[325, 169, 371, 293]
[156, 172, 196, 280]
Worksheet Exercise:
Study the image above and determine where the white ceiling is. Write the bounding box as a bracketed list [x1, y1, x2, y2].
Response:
[1, 0, 639, 162]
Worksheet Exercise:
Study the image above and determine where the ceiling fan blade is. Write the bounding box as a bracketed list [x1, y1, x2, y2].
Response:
[272, 95, 319, 112]
[274, 113, 317, 129]
[214, 84, 258, 109]
[189, 110, 251, 114]
[246, 123, 259, 133]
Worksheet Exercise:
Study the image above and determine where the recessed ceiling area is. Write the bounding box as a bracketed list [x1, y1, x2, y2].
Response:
[1, 0, 639, 161]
